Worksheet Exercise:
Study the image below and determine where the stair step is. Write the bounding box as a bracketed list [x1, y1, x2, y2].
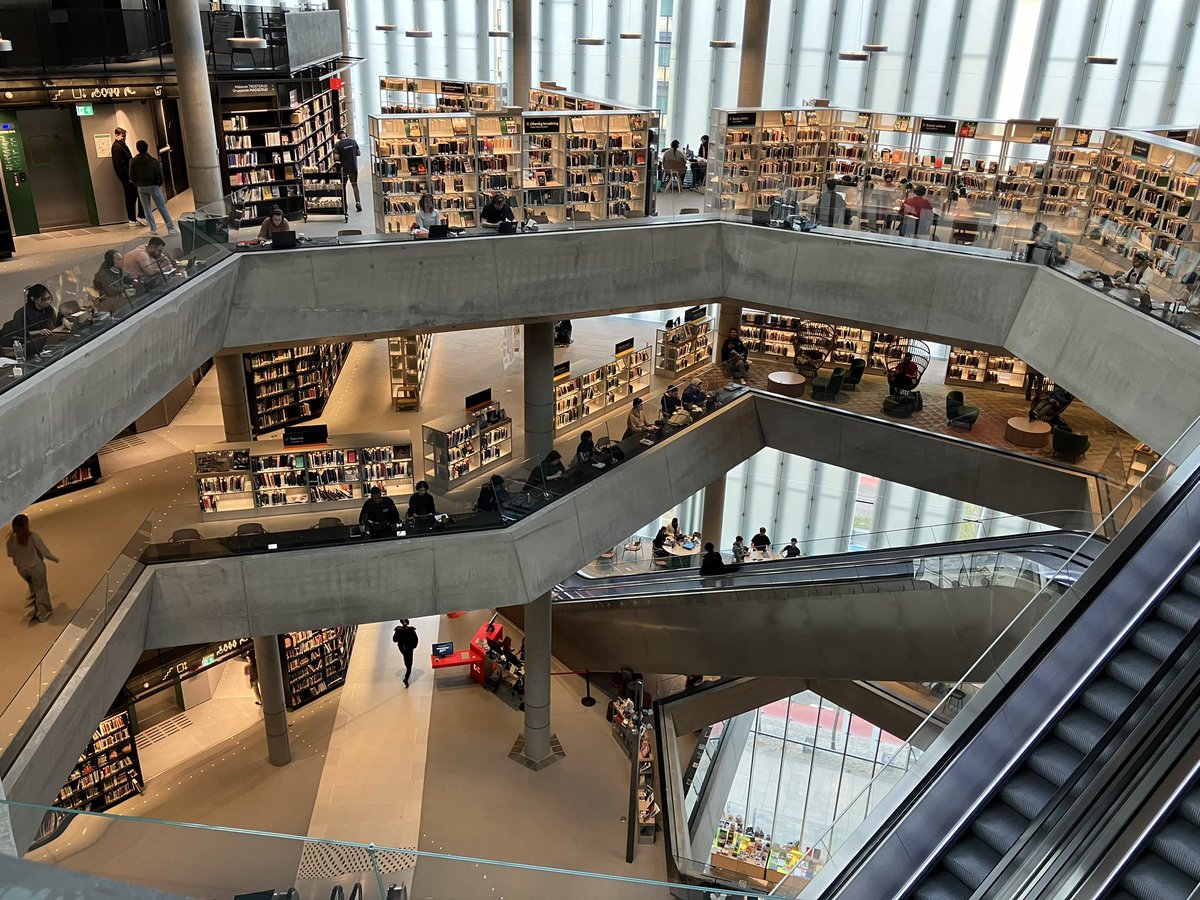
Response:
[1000, 770, 1055, 821]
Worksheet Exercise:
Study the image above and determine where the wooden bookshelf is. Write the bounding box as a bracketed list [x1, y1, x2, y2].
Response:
[280, 626, 357, 710]
[245, 342, 350, 434]
[54, 712, 142, 814]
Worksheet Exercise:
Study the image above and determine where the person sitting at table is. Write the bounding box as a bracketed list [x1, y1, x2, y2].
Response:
[359, 486, 400, 536]
[869, 172, 901, 231]
[682, 378, 707, 408]
[122, 236, 175, 291]
[93, 250, 134, 315]
[257, 206, 292, 241]
[2, 284, 65, 356]
[624, 397, 658, 438]
[660, 384, 682, 418]
[415, 193, 442, 230]
[652, 526, 670, 559]
[781, 537, 803, 558]
[480, 193, 516, 231]
[407, 480, 436, 518]
[899, 184, 934, 238]
[668, 517, 686, 540]
[475, 474, 510, 512]
[1116, 250, 1155, 311]
[524, 450, 565, 490]
[700, 542, 739, 576]
[720, 328, 750, 380]
[731, 535, 748, 564]
[1030, 221, 1072, 265]
[751, 527, 771, 553]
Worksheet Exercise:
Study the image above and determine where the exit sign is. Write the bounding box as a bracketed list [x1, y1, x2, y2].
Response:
[75, 104, 94, 116]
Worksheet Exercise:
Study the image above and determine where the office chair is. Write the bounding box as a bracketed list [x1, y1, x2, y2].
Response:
[233, 522, 267, 537]
[170, 528, 202, 543]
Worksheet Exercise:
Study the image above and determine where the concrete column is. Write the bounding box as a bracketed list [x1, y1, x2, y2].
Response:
[215, 352, 252, 443]
[717, 303, 743, 341]
[164, 0, 225, 208]
[736, 0, 771, 107]
[701, 476, 727, 549]
[252, 635, 292, 766]
[522, 591, 553, 762]
[523, 321, 554, 460]
[512, 0, 533, 110]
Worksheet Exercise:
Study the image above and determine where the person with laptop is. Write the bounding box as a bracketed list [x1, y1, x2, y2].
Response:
[257, 206, 292, 241]
[122, 236, 176, 291]
[480, 193, 516, 233]
[407, 481, 436, 519]
[359, 485, 400, 537]
[415, 193, 442, 230]
[92, 250, 134, 315]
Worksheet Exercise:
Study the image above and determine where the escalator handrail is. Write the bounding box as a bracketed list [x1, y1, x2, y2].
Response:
[809, 461, 1200, 900]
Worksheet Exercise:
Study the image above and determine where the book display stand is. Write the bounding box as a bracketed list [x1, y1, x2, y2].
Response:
[280, 626, 357, 710]
[552, 343, 651, 435]
[422, 399, 513, 490]
[654, 316, 714, 376]
[389, 333, 435, 410]
[193, 432, 413, 516]
[380, 76, 503, 114]
[245, 342, 351, 434]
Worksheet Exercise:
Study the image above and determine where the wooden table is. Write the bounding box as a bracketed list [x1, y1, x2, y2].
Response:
[768, 371, 807, 398]
[1005, 416, 1052, 448]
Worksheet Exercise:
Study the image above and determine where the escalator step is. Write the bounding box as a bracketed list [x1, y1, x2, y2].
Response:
[1121, 854, 1199, 900]
[1151, 819, 1200, 880]
[1026, 738, 1084, 788]
[1082, 678, 1136, 722]
[1178, 788, 1200, 829]
[1105, 892, 1138, 900]
[942, 836, 1001, 889]
[1000, 770, 1056, 820]
[1055, 707, 1113, 755]
[1173, 569, 1200, 601]
[912, 869, 974, 900]
[971, 802, 1029, 855]
[1131, 619, 1188, 662]
[1107, 648, 1167, 692]
[1156, 592, 1200, 633]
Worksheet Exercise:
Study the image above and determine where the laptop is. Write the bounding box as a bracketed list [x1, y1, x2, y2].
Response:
[428, 223, 450, 239]
[751, 209, 771, 226]
[497, 221, 518, 235]
[271, 230, 298, 249]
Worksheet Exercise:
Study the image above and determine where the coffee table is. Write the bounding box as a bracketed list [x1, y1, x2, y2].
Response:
[1005, 416, 1052, 448]
[767, 371, 807, 398]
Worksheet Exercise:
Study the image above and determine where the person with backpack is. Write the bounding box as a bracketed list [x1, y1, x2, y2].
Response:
[128, 140, 176, 236]
[392, 619, 419, 688]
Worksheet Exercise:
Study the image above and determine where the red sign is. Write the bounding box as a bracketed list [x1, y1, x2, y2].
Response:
[330, 77, 343, 90]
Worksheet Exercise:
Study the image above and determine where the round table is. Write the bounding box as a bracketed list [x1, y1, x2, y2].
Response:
[768, 371, 807, 398]
[1005, 416, 1052, 448]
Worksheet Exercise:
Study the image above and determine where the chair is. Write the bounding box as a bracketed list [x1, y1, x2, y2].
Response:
[595, 436, 613, 451]
[1051, 428, 1090, 462]
[679, 208, 700, 215]
[621, 538, 644, 561]
[842, 357, 867, 390]
[170, 528, 202, 543]
[945, 390, 981, 430]
[810, 367, 845, 400]
[883, 395, 916, 418]
[662, 160, 686, 193]
[951, 222, 980, 246]
[233, 522, 267, 537]
[313, 517, 344, 529]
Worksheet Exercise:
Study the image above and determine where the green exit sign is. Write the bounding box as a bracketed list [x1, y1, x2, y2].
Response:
[75, 104, 94, 117]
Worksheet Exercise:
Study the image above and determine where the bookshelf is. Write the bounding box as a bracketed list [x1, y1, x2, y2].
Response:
[217, 81, 341, 225]
[54, 711, 143, 814]
[553, 343, 652, 436]
[422, 399, 513, 490]
[388, 333, 435, 410]
[380, 76, 502, 114]
[654, 316, 714, 376]
[245, 342, 350, 434]
[1044, 126, 1107, 227]
[193, 433, 414, 516]
[945, 344, 1050, 394]
[40, 453, 102, 500]
[736, 311, 893, 376]
[280, 626, 357, 710]
[370, 114, 431, 233]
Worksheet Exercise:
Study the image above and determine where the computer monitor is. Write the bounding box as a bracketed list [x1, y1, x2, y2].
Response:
[428, 223, 450, 239]
[751, 209, 770, 226]
[271, 231, 298, 249]
[431, 641, 454, 658]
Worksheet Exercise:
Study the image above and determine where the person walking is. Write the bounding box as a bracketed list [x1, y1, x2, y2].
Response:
[6, 514, 59, 622]
[333, 129, 363, 212]
[128, 140, 176, 236]
[393, 618, 419, 688]
[111, 127, 143, 226]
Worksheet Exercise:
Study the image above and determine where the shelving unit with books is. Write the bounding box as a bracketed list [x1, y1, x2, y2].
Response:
[475, 112, 522, 218]
[40, 453, 103, 500]
[825, 109, 877, 180]
[280, 626, 357, 710]
[244, 342, 350, 434]
[300, 169, 347, 221]
[654, 314, 715, 376]
[552, 342, 652, 436]
[945, 345, 1049, 394]
[524, 115, 568, 222]
[195, 447, 254, 514]
[738, 311, 897, 376]
[388, 333, 435, 410]
[1044, 126, 1108, 227]
[370, 114, 431, 233]
[54, 712, 143, 814]
[992, 120, 1054, 216]
[422, 399, 513, 490]
[427, 115, 479, 228]
[379, 76, 502, 114]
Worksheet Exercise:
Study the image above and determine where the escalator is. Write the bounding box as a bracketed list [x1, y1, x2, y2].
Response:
[532, 533, 1100, 683]
[794, 454, 1200, 900]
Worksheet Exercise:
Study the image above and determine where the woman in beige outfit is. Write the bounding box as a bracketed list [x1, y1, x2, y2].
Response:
[6, 515, 59, 622]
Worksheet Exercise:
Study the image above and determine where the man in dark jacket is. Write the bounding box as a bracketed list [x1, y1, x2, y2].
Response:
[111, 128, 142, 225]
[699, 542, 739, 576]
[360, 486, 400, 536]
[392, 619, 419, 687]
[129, 140, 176, 236]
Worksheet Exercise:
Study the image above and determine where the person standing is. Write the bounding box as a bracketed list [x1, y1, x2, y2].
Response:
[393, 619, 419, 688]
[111, 128, 142, 226]
[333, 129, 362, 212]
[128, 140, 176, 236]
[6, 514, 59, 622]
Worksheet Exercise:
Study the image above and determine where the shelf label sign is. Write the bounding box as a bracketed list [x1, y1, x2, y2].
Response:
[524, 116, 561, 134]
[615, 337, 636, 355]
[727, 112, 757, 127]
[553, 361, 572, 379]
[1131, 139, 1151, 161]
[442, 81, 466, 95]
[920, 118, 957, 135]
[465, 388, 493, 411]
[221, 82, 275, 97]
[1166, 129, 1190, 141]
[684, 305, 706, 322]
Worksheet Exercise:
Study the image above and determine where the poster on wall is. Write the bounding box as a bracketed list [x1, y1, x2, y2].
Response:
[93, 133, 113, 158]
[501, 325, 522, 371]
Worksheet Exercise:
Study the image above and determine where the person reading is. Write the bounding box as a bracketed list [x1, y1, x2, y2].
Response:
[359, 486, 400, 536]
[407, 481, 436, 518]
[480, 193, 516, 231]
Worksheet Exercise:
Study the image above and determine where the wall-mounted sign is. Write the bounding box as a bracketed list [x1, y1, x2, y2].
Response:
[465, 388, 493, 411]
[442, 81, 466, 95]
[75, 104, 94, 117]
[684, 305, 707, 322]
[282, 423, 329, 447]
[727, 112, 757, 127]
[919, 118, 957, 136]
[523, 116, 561, 134]
[1131, 139, 1151, 161]
[615, 337, 635, 355]
[1166, 129, 1190, 141]
[219, 82, 276, 98]
[93, 133, 112, 157]
[50, 84, 164, 103]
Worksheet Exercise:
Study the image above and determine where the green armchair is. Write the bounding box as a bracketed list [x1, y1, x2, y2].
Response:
[811, 367, 845, 400]
[1052, 428, 1090, 462]
[842, 357, 867, 390]
[946, 390, 980, 430]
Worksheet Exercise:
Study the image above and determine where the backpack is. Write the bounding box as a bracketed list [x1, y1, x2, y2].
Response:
[393, 625, 417, 649]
